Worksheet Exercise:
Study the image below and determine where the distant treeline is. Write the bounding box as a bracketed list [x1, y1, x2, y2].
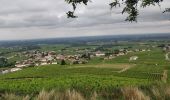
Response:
[0, 33, 170, 47]
[0, 45, 41, 56]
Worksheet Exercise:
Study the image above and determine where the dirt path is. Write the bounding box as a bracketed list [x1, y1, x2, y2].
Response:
[165, 52, 170, 61]
[162, 70, 168, 83]
[4, 76, 47, 80]
[69, 64, 133, 69]
[118, 65, 135, 73]
[164, 53, 169, 83]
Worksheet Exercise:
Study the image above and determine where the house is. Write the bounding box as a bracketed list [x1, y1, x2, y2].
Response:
[2, 70, 10, 74]
[134, 49, 139, 52]
[40, 58, 47, 62]
[35, 63, 40, 66]
[15, 64, 28, 68]
[10, 68, 22, 72]
[117, 52, 125, 56]
[95, 51, 105, 57]
[45, 55, 53, 61]
[52, 62, 58, 65]
[71, 60, 79, 65]
[48, 51, 56, 55]
[129, 56, 138, 61]
[164, 45, 170, 51]
[127, 50, 133, 53]
[56, 54, 65, 60]
[40, 62, 48, 66]
[141, 49, 146, 52]
[109, 55, 115, 59]
[104, 55, 115, 60]
[70, 59, 88, 65]
[147, 49, 151, 51]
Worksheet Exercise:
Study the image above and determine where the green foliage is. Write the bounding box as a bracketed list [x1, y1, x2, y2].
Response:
[60, 59, 66, 65]
[0, 57, 15, 68]
[163, 8, 170, 13]
[65, 0, 89, 18]
[141, 0, 163, 7]
[66, 0, 165, 22]
[0, 57, 8, 66]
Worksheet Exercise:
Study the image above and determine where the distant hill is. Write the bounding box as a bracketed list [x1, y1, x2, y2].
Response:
[0, 33, 170, 47]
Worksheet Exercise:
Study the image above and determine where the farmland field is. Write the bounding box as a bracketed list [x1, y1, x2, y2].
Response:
[0, 38, 170, 99]
[0, 48, 169, 94]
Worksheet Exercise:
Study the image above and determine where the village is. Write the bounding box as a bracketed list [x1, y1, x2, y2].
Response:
[0, 46, 153, 74]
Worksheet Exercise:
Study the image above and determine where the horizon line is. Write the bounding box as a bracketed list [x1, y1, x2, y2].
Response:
[0, 32, 170, 42]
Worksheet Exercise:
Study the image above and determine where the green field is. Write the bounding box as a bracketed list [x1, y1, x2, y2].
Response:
[0, 48, 169, 96]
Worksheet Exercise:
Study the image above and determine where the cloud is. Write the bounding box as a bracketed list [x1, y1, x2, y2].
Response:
[0, 0, 169, 40]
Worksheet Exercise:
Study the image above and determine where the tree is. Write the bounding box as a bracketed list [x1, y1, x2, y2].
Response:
[81, 53, 91, 60]
[0, 57, 15, 67]
[163, 8, 170, 13]
[114, 49, 120, 54]
[0, 57, 8, 67]
[60, 59, 66, 65]
[105, 52, 112, 57]
[65, 0, 169, 22]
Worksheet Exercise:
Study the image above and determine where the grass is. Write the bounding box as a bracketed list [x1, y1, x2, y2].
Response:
[168, 70, 170, 83]
[1, 84, 170, 100]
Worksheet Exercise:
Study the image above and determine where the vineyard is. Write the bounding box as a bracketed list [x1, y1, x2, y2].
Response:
[0, 48, 169, 99]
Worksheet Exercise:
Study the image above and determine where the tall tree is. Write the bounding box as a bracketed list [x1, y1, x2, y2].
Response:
[61, 59, 66, 65]
[65, 0, 169, 22]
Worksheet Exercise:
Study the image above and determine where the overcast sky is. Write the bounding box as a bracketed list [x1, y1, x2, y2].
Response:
[0, 0, 169, 40]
